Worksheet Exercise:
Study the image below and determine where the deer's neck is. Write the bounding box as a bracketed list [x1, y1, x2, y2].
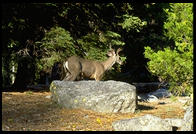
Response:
[102, 56, 116, 71]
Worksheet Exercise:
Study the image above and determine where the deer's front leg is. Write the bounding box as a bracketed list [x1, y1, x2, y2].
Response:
[95, 74, 103, 81]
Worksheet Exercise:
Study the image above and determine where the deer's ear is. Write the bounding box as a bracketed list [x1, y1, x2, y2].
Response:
[107, 52, 113, 56]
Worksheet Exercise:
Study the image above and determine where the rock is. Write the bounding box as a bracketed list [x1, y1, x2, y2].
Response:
[137, 93, 148, 102]
[50, 80, 136, 113]
[138, 88, 172, 102]
[45, 95, 51, 99]
[112, 114, 184, 131]
[179, 103, 193, 131]
[137, 94, 159, 102]
[146, 94, 159, 102]
[113, 114, 169, 131]
[164, 118, 184, 128]
[148, 88, 172, 99]
[113, 102, 193, 131]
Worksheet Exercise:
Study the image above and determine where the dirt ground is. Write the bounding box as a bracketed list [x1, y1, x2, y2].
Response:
[2, 91, 186, 131]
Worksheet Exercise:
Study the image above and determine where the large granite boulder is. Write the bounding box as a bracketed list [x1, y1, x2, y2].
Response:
[50, 80, 136, 113]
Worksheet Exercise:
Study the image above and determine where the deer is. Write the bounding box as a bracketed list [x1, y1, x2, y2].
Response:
[63, 47, 123, 81]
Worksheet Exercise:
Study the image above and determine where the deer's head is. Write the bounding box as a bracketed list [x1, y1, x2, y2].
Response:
[107, 48, 123, 65]
[115, 48, 123, 65]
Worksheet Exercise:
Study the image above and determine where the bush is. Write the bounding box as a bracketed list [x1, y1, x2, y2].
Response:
[144, 3, 193, 96]
[35, 26, 77, 71]
[144, 46, 193, 96]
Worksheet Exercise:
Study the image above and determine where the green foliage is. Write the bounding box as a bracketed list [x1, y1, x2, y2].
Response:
[41, 26, 75, 54]
[144, 46, 193, 95]
[77, 30, 125, 61]
[8, 40, 19, 49]
[77, 33, 106, 61]
[35, 26, 76, 72]
[103, 31, 125, 46]
[164, 3, 193, 45]
[144, 3, 193, 96]
[119, 14, 147, 32]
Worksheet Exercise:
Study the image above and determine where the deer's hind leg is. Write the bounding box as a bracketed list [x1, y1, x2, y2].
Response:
[68, 72, 79, 81]
[63, 72, 72, 81]
[63, 58, 82, 81]
[63, 71, 80, 81]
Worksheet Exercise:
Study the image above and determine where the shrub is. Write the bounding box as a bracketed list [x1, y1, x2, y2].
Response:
[144, 3, 193, 96]
[144, 46, 193, 96]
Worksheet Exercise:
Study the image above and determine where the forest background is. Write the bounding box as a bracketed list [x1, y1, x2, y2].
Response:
[1, 3, 193, 96]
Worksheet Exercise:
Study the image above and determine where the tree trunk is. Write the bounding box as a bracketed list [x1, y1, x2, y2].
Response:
[13, 56, 35, 91]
